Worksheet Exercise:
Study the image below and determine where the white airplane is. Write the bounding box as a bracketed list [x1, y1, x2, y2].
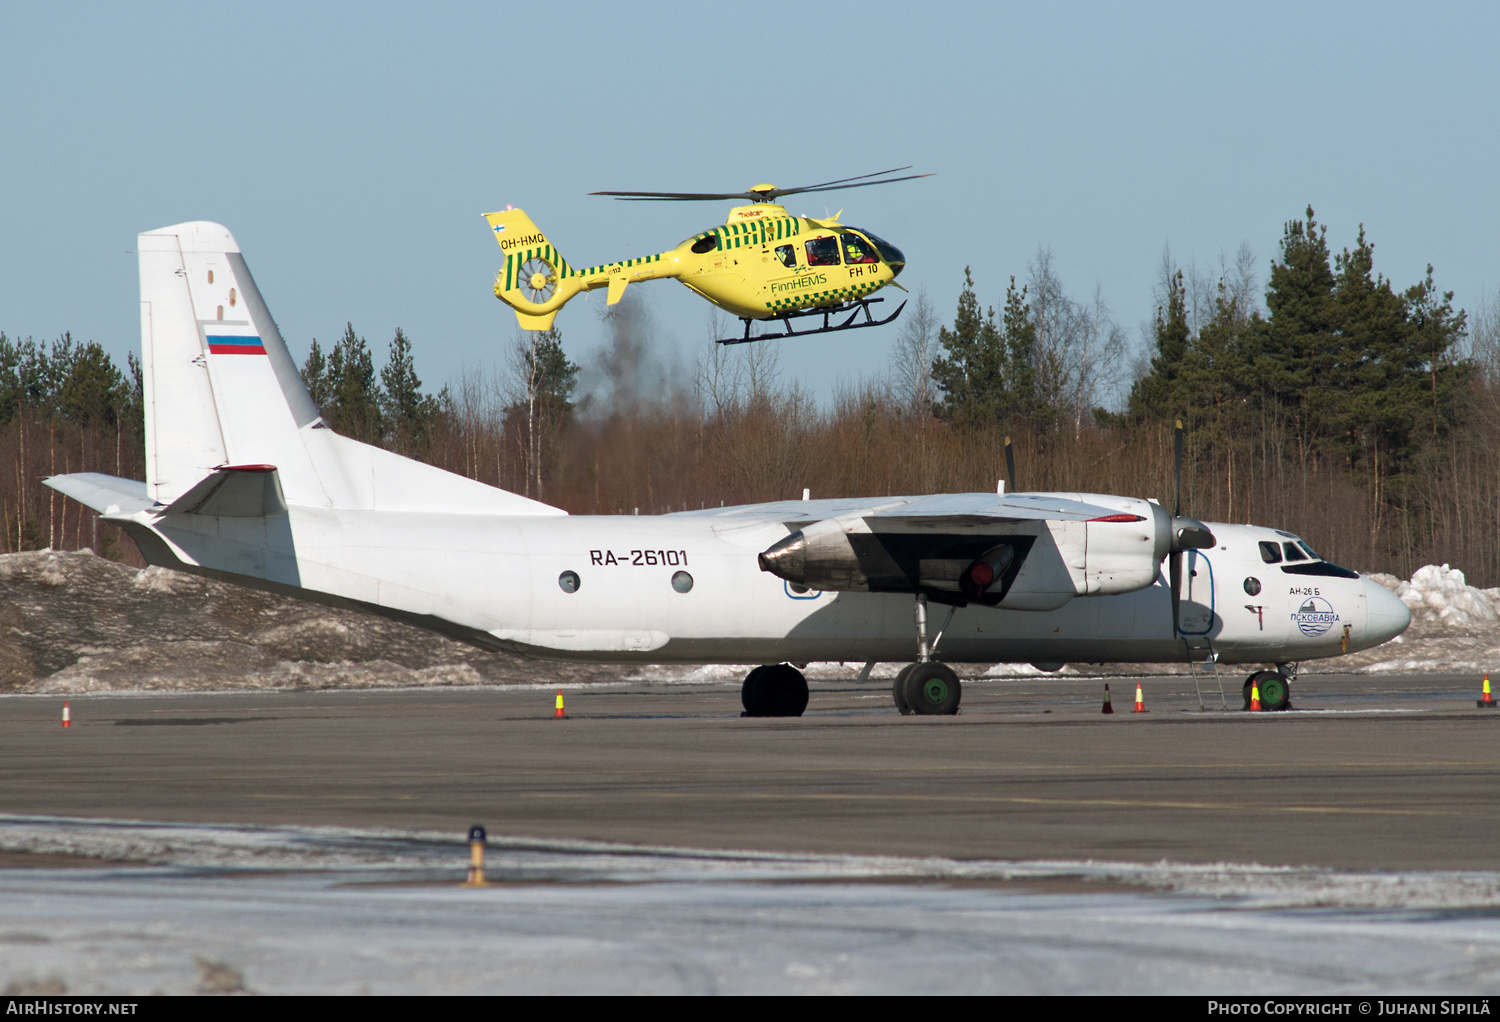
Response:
[46, 222, 1411, 716]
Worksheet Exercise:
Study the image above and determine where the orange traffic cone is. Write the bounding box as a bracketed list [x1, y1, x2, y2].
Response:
[61, 701, 70, 729]
[1133, 682, 1148, 713]
[1249, 680, 1262, 712]
[554, 689, 567, 719]
[1479, 673, 1496, 709]
[1101, 683, 1114, 714]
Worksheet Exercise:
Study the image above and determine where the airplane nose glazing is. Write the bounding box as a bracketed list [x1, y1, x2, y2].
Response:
[1363, 577, 1411, 645]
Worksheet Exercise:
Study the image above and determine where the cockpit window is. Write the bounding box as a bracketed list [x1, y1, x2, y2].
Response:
[1282, 541, 1307, 562]
[841, 233, 878, 264]
[690, 234, 717, 254]
[774, 244, 797, 269]
[1258, 541, 1283, 564]
[805, 236, 841, 266]
[845, 226, 904, 264]
[1298, 541, 1319, 560]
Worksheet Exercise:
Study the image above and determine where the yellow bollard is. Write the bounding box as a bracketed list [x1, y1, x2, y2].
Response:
[464, 824, 489, 887]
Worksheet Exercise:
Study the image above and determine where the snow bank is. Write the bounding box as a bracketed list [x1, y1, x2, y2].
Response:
[1367, 564, 1500, 635]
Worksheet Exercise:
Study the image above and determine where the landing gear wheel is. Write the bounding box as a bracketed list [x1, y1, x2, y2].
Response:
[1243, 670, 1291, 712]
[892, 663, 917, 715]
[741, 663, 808, 717]
[905, 662, 962, 716]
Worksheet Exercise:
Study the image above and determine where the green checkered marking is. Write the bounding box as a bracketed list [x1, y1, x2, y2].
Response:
[765, 278, 882, 311]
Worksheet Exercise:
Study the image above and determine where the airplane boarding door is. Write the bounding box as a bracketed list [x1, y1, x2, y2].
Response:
[1176, 549, 1214, 635]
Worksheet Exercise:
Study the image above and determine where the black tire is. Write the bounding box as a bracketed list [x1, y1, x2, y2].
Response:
[1243, 670, 1291, 712]
[892, 663, 916, 715]
[760, 663, 809, 717]
[741, 665, 770, 716]
[905, 662, 962, 716]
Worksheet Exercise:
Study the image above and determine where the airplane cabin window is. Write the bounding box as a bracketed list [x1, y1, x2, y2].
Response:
[841, 233, 878, 264]
[1282, 541, 1307, 562]
[804, 236, 841, 266]
[774, 244, 797, 268]
[558, 570, 580, 593]
[1259, 541, 1282, 563]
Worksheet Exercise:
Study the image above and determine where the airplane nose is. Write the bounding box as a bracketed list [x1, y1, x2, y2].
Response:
[1363, 577, 1411, 645]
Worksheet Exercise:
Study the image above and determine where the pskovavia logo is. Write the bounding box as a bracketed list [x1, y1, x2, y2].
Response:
[1292, 596, 1339, 637]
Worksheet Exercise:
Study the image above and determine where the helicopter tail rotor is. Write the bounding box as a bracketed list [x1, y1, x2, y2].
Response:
[483, 208, 580, 331]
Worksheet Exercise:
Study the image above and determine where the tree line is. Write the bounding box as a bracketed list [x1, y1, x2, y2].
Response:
[5, 205, 1499, 585]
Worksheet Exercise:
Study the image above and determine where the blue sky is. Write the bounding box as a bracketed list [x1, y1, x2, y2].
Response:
[2, 2, 1496, 406]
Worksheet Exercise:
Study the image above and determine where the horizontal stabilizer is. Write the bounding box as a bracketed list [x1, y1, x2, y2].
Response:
[163, 466, 287, 517]
[44, 473, 156, 517]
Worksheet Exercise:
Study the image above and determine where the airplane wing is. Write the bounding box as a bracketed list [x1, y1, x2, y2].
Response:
[678, 492, 1132, 528]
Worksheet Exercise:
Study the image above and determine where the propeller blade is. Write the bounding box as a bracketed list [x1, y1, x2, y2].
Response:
[1174, 419, 1184, 518]
[1170, 550, 1182, 635]
[1004, 436, 1017, 494]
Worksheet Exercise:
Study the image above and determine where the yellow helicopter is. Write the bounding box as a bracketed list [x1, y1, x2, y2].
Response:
[482, 167, 930, 344]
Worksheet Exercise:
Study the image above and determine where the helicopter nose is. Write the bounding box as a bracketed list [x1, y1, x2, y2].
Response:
[886, 246, 906, 277]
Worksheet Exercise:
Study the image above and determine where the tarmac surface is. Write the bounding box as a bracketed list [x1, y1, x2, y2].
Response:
[5, 670, 1500, 871]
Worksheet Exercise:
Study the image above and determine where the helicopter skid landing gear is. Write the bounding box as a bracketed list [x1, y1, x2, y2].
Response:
[718, 297, 907, 345]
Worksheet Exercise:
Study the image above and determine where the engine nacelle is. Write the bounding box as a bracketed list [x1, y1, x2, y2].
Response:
[757, 494, 1175, 611]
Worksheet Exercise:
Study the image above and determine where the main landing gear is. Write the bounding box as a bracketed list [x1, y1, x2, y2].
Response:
[741, 663, 809, 717]
[1243, 667, 1294, 712]
[892, 593, 963, 716]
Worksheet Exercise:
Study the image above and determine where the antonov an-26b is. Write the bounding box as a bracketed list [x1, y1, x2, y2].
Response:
[46, 222, 1411, 716]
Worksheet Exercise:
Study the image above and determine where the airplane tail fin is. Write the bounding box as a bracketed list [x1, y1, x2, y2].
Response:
[483, 208, 584, 331]
[129, 221, 563, 517]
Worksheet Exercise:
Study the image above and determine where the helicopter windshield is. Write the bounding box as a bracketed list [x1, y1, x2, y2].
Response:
[842, 233, 878, 264]
[844, 227, 905, 267]
[805, 236, 841, 267]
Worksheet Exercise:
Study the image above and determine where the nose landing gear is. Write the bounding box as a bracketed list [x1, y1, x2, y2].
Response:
[1244, 668, 1292, 711]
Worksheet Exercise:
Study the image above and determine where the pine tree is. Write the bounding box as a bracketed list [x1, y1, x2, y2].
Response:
[931, 267, 1005, 426]
[324, 323, 383, 443]
[1127, 270, 1191, 421]
[380, 328, 441, 454]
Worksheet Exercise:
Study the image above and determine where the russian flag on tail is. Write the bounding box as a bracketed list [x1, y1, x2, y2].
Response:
[206, 335, 266, 355]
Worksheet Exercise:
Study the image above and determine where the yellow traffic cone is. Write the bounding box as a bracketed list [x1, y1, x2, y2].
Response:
[1249, 680, 1262, 712]
[1133, 682, 1147, 713]
[1479, 673, 1496, 709]
[554, 689, 567, 719]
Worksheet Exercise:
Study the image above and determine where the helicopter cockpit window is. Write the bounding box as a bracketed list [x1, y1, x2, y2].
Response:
[841, 234, 878, 264]
[804, 236, 841, 266]
[690, 235, 718, 254]
[774, 244, 797, 268]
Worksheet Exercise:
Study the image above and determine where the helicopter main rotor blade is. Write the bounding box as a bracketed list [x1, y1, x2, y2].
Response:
[590, 190, 765, 202]
[591, 167, 931, 203]
[773, 172, 934, 198]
